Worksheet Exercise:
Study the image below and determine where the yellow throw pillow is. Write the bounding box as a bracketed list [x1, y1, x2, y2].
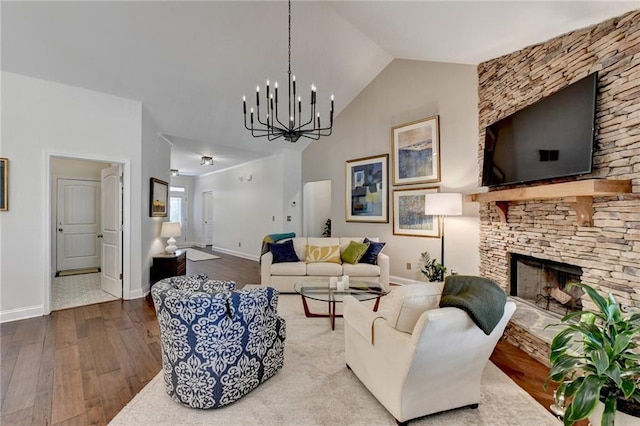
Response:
[305, 244, 342, 264]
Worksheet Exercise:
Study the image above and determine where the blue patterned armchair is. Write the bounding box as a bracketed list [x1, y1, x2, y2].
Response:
[151, 274, 286, 408]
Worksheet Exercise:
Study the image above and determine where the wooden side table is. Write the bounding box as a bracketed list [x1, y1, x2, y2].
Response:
[151, 249, 187, 284]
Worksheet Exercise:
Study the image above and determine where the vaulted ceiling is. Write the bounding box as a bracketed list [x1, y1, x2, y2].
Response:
[3, 1, 638, 175]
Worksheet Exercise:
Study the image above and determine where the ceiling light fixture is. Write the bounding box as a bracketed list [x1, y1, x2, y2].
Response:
[242, 0, 334, 143]
[170, 169, 180, 176]
[201, 156, 214, 166]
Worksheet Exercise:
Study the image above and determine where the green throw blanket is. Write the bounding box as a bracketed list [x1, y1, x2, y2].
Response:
[439, 275, 507, 335]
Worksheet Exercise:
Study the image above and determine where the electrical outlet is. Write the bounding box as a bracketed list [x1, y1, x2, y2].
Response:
[272, 216, 275, 222]
[238, 242, 242, 248]
[286, 216, 292, 222]
[406, 262, 411, 270]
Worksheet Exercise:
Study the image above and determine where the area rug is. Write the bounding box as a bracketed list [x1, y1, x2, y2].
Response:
[109, 295, 560, 426]
[186, 248, 221, 262]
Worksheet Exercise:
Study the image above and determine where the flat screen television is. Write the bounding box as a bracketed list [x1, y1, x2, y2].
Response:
[482, 72, 597, 187]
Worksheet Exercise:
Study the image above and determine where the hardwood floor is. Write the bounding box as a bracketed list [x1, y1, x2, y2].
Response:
[1, 248, 563, 425]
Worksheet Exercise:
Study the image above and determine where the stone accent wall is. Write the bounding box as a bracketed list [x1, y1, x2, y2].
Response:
[477, 11, 640, 356]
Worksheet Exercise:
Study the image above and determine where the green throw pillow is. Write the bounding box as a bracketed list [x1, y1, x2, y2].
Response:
[341, 241, 370, 264]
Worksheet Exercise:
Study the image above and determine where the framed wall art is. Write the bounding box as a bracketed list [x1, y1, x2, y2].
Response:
[391, 115, 440, 185]
[0, 158, 7, 211]
[345, 154, 388, 223]
[392, 186, 440, 237]
[150, 178, 168, 217]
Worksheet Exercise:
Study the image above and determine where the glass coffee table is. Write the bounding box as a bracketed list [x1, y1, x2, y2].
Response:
[294, 279, 387, 330]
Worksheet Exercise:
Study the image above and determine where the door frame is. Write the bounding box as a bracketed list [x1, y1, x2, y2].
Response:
[45, 153, 131, 315]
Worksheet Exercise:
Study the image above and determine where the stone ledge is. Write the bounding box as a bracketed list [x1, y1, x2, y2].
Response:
[505, 297, 569, 367]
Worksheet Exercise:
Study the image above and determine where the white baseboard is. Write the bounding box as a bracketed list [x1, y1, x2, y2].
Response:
[211, 246, 260, 262]
[389, 275, 429, 286]
[126, 288, 145, 300]
[0, 305, 44, 323]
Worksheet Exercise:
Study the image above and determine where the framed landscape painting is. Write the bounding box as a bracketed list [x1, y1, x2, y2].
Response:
[393, 186, 440, 237]
[392, 116, 441, 185]
[345, 154, 389, 223]
[150, 178, 168, 217]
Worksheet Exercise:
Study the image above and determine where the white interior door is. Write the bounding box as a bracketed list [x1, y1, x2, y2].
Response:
[203, 191, 214, 245]
[101, 165, 123, 298]
[56, 179, 101, 271]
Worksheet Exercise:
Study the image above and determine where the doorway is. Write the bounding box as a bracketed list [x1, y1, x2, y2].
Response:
[202, 191, 214, 246]
[303, 180, 332, 237]
[49, 157, 125, 311]
[170, 186, 187, 246]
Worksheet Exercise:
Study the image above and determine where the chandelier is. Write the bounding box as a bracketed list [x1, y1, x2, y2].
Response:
[242, 0, 334, 143]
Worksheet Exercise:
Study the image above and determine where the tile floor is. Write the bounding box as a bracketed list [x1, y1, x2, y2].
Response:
[51, 272, 119, 311]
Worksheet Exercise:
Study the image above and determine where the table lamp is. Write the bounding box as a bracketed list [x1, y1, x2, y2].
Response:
[160, 221, 182, 254]
[423, 193, 463, 267]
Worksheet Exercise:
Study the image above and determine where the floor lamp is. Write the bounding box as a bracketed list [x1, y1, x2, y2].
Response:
[423, 193, 463, 267]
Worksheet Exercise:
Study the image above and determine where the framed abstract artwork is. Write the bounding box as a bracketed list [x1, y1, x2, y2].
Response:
[392, 186, 440, 237]
[345, 154, 389, 223]
[150, 178, 168, 217]
[391, 115, 441, 185]
[0, 158, 7, 211]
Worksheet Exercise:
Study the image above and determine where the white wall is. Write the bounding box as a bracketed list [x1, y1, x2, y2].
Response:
[141, 108, 172, 293]
[0, 72, 166, 321]
[302, 59, 480, 281]
[193, 153, 300, 260]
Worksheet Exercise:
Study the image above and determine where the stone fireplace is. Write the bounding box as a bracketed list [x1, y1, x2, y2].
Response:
[510, 254, 584, 316]
[476, 11, 640, 365]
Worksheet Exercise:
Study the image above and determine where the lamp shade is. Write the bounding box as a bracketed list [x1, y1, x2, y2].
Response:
[424, 193, 463, 216]
[160, 221, 182, 238]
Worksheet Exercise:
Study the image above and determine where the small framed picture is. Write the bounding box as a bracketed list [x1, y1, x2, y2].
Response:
[0, 158, 7, 211]
[393, 186, 440, 237]
[345, 154, 389, 223]
[392, 115, 441, 185]
[150, 178, 168, 217]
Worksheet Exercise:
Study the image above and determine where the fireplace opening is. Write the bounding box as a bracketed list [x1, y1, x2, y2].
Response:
[510, 254, 584, 315]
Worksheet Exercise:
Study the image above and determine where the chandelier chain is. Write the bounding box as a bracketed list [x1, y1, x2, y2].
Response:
[288, 0, 291, 77]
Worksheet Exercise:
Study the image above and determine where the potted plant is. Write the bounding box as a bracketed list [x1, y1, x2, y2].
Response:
[419, 251, 446, 282]
[546, 282, 640, 425]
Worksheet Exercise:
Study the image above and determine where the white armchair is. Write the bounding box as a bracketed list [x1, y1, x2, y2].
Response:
[344, 281, 516, 425]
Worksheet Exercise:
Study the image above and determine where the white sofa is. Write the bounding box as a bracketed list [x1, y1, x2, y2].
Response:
[260, 237, 389, 293]
[344, 281, 516, 424]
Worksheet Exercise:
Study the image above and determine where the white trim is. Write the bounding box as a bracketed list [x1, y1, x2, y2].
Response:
[127, 288, 145, 300]
[389, 275, 428, 286]
[199, 154, 279, 177]
[0, 305, 44, 323]
[211, 246, 259, 262]
[44, 152, 132, 315]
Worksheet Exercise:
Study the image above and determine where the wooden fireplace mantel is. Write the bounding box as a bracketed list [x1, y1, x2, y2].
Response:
[466, 179, 633, 226]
